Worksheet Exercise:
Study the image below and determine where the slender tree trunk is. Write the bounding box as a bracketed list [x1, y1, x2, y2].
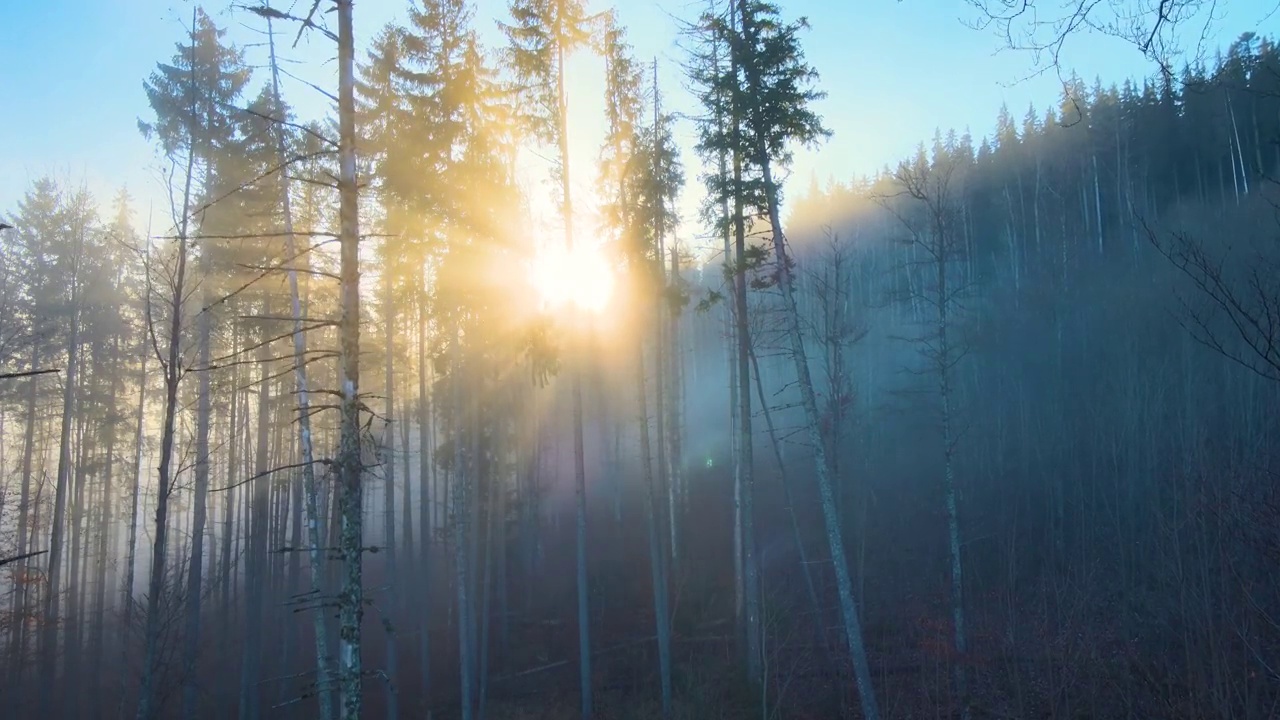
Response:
[635, 341, 673, 718]
[732, 152, 760, 684]
[554, 32, 592, 720]
[715, 24, 744, 650]
[935, 228, 968, 720]
[416, 288, 432, 717]
[477, 463, 497, 720]
[335, 2, 366, 717]
[401, 397, 413, 585]
[650, 62, 681, 578]
[135, 13, 202, 714]
[723, 15, 760, 679]
[453, 329, 474, 720]
[495, 447, 508, 657]
[665, 246, 683, 576]
[41, 217, 86, 718]
[748, 343, 829, 662]
[10, 346, 39, 683]
[117, 351, 147, 720]
[265, 12, 335, 715]
[240, 342, 272, 720]
[181, 233, 214, 720]
[136, 162, 194, 720]
[67, 364, 89, 720]
[734, 3, 880, 716]
[382, 276, 400, 720]
[220, 346, 240, 631]
[91, 337, 121, 713]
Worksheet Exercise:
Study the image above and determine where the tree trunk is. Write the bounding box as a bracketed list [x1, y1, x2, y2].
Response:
[91, 336, 121, 712]
[220, 346, 240, 633]
[477, 460, 497, 720]
[265, 12, 335, 715]
[666, 246, 683, 575]
[748, 343, 830, 666]
[10, 346, 39, 685]
[335, 1, 366, 717]
[181, 233, 214, 720]
[117, 351, 148, 720]
[135, 154, 194, 720]
[382, 274, 400, 720]
[635, 341, 673, 718]
[41, 215, 86, 719]
[731, 164, 760, 684]
[554, 31, 592, 719]
[416, 287, 432, 716]
[239, 341, 272, 720]
[734, 3, 880, 716]
[724, 14, 760, 679]
[937, 227, 969, 720]
[453, 328, 474, 720]
[66, 361, 89, 720]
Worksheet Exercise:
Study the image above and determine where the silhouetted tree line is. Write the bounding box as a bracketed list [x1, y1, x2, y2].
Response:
[756, 28, 1280, 719]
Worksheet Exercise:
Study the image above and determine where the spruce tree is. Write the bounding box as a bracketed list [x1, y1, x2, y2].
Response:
[691, 1, 880, 715]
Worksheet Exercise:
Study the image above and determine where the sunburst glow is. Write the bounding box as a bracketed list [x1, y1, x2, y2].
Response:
[529, 243, 615, 314]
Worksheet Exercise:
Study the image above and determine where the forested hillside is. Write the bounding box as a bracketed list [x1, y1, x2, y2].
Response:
[0, 1, 1277, 719]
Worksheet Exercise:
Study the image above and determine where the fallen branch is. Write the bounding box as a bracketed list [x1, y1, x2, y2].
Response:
[0, 550, 48, 567]
[0, 368, 61, 380]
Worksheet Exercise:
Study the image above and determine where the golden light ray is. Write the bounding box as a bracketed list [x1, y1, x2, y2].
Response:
[529, 242, 616, 314]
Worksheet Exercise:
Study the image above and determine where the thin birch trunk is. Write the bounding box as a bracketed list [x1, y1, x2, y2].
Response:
[265, 11, 335, 714]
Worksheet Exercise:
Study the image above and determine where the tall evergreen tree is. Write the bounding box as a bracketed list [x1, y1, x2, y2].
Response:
[501, 1, 598, 716]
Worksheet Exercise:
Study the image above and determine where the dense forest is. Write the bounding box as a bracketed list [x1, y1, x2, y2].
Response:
[1, 1, 1278, 719]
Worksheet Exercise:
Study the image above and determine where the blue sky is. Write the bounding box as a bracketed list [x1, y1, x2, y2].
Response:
[2, 0, 1276, 248]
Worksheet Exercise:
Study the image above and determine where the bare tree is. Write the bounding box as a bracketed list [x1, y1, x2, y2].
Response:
[965, 0, 1220, 75]
[883, 152, 975, 720]
[265, 8, 335, 715]
[136, 102, 199, 720]
[724, 1, 881, 715]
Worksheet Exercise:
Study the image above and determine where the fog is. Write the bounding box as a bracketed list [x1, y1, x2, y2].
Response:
[2, 1, 1279, 719]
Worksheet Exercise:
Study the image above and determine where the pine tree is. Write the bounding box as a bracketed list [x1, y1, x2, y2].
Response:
[598, 15, 681, 715]
[158, 10, 252, 715]
[501, 1, 598, 715]
[692, 0, 879, 714]
[135, 32, 198, 719]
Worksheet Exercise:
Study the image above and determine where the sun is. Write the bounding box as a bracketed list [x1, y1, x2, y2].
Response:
[529, 242, 615, 314]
